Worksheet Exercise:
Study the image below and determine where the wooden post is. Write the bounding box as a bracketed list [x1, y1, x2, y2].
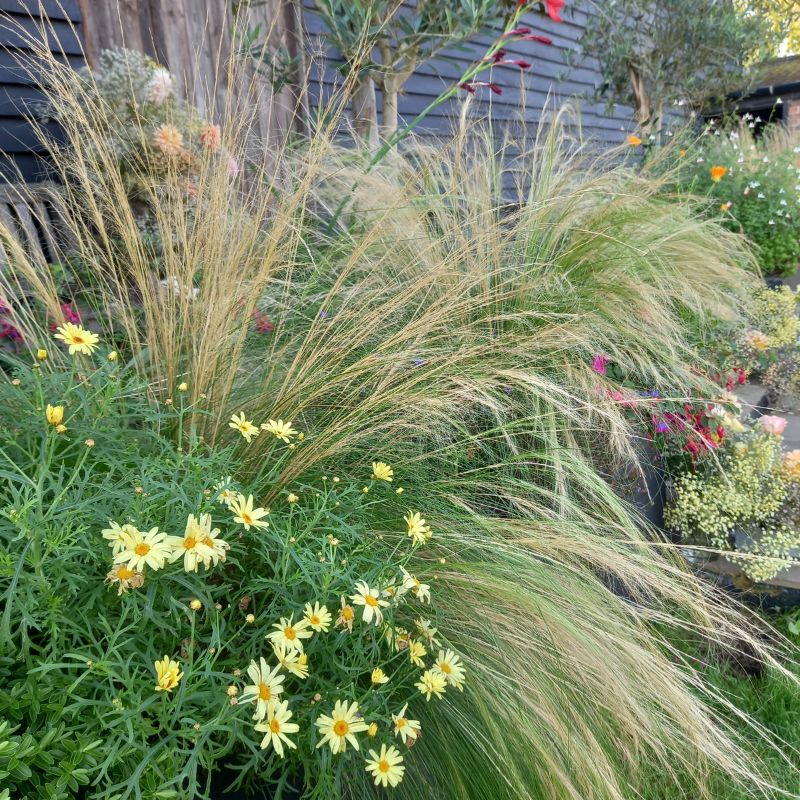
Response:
[77, 0, 305, 144]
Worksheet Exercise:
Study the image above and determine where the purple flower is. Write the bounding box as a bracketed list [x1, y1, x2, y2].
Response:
[592, 354, 607, 375]
[655, 421, 670, 434]
[319, 310, 328, 318]
[413, 358, 425, 367]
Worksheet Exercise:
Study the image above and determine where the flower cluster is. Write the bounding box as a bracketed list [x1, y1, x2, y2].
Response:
[667, 124, 800, 276]
[103, 512, 230, 593]
[665, 418, 800, 581]
[209, 461, 460, 790]
[51, 49, 237, 203]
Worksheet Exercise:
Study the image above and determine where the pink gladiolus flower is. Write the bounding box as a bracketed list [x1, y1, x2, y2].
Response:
[759, 415, 787, 435]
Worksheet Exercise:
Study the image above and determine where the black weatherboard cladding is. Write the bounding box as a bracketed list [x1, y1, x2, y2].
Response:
[301, 1, 638, 146]
[0, 0, 83, 182]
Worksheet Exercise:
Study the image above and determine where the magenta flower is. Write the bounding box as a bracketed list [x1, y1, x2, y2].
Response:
[592, 354, 607, 375]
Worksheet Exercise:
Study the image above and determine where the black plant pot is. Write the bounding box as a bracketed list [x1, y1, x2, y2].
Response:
[208, 767, 301, 800]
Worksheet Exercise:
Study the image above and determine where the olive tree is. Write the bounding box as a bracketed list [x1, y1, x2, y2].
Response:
[580, 0, 773, 137]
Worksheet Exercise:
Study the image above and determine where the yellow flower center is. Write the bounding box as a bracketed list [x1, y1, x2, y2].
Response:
[270, 719, 281, 733]
[242, 513, 253, 525]
[135, 543, 150, 556]
[258, 683, 271, 701]
[342, 607, 354, 621]
[378, 759, 390, 774]
[365, 595, 379, 607]
[396, 717, 406, 729]
[310, 615, 320, 625]
[72, 334, 85, 344]
[203, 536, 214, 547]
[117, 566, 134, 580]
[333, 720, 349, 737]
[184, 536, 197, 549]
[439, 662, 452, 674]
[284, 627, 296, 640]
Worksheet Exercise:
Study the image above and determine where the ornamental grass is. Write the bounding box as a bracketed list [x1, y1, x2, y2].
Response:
[0, 38, 797, 800]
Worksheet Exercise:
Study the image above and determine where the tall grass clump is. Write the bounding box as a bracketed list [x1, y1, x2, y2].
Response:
[1, 34, 798, 800]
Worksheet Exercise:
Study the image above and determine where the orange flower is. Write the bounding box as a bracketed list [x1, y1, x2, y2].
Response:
[153, 124, 184, 157]
[199, 123, 221, 152]
[679, 148, 687, 157]
[710, 165, 727, 182]
[626, 134, 642, 146]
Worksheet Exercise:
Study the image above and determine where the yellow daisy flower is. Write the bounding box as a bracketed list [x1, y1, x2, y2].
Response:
[261, 418, 298, 443]
[241, 657, 285, 721]
[350, 580, 389, 625]
[403, 511, 431, 545]
[105, 563, 144, 595]
[229, 413, 259, 442]
[230, 494, 270, 530]
[101, 520, 139, 556]
[392, 703, 421, 745]
[54, 322, 99, 356]
[154, 656, 183, 692]
[415, 668, 447, 701]
[304, 601, 332, 633]
[371, 667, 389, 685]
[400, 567, 430, 604]
[267, 614, 313, 653]
[433, 649, 466, 690]
[167, 513, 215, 572]
[336, 596, 355, 632]
[254, 699, 299, 757]
[114, 526, 172, 571]
[371, 461, 393, 482]
[213, 477, 236, 506]
[408, 640, 427, 668]
[365, 744, 405, 788]
[198, 519, 230, 568]
[314, 699, 368, 754]
[45, 404, 63, 426]
[271, 642, 310, 679]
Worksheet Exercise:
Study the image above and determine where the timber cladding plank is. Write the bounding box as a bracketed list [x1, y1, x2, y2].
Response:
[0, 1, 85, 181]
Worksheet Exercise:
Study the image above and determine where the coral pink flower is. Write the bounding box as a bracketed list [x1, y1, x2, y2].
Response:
[759, 415, 787, 435]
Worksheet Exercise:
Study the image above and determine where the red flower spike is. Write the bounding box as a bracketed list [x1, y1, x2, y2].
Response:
[506, 26, 532, 36]
[523, 34, 553, 44]
[488, 83, 503, 95]
[459, 82, 477, 94]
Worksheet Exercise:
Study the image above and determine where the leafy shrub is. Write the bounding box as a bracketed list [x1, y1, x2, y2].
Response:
[0, 338, 465, 797]
[665, 413, 800, 582]
[666, 122, 800, 276]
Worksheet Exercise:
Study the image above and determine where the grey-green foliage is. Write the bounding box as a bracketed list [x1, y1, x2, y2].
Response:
[580, 0, 775, 133]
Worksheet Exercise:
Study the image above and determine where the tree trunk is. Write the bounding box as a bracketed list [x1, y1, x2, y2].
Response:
[381, 83, 399, 139]
[352, 74, 379, 150]
[627, 61, 653, 136]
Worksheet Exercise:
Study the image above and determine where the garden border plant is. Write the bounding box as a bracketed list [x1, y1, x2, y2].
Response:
[0, 27, 799, 800]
